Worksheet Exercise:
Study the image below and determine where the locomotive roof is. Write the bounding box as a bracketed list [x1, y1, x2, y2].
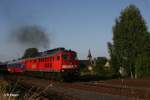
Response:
[23, 48, 76, 60]
[7, 47, 76, 63]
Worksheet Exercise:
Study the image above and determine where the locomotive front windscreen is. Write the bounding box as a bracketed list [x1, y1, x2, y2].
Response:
[62, 52, 77, 60]
[62, 54, 68, 60]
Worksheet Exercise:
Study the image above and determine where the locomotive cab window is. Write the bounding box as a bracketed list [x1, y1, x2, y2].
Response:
[62, 54, 68, 60]
[72, 53, 77, 60]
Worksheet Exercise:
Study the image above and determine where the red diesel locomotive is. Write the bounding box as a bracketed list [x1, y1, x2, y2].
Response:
[7, 48, 80, 81]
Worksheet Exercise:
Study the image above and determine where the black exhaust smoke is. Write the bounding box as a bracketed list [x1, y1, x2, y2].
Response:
[11, 25, 50, 49]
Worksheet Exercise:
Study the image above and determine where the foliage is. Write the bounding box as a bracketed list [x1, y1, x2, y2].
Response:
[135, 55, 150, 78]
[93, 57, 107, 76]
[108, 4, 149, 78]
[135, 33, 150, 78]
[107, 42, 120, 76]
[22, 48, 39, 59]
[79, 62, 87, 71]
[0, 78, 16, 100]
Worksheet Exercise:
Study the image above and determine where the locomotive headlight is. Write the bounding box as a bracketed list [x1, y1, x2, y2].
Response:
[62, 65, 78, 69]
[62, 65, 73, 68]
[62, 70, 64, 72]
[74, 65, 78, 68]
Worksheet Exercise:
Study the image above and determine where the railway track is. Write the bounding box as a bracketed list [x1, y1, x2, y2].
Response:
[62, 81, 150, 99]
[3, 75, 150, 100]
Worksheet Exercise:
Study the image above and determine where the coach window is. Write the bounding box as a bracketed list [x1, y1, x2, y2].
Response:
[50, 63, 52, 68]
[34, 59, 36, 63]
[57, 56, 60, 61]
[45, 58, 47, 62]
[51, 57, 52, 61]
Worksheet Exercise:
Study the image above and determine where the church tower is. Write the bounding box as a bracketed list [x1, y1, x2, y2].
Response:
[87, 49, 92, 64]
[87, 49, 93, 71]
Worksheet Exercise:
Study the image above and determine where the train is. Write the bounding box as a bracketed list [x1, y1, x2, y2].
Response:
[0, 63, 8, 74]
[0, 47, 80, 81]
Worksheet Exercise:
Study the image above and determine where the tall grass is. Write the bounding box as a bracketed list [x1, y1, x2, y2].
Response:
[0, 78, 11, 100]
[0, 77, 53, 100]
[0, 77, 22, 100]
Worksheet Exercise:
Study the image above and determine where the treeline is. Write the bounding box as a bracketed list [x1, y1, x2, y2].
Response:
[80, 4, 150, 79]
[80, 57, 113, 78]
[108, 4, 150, 78]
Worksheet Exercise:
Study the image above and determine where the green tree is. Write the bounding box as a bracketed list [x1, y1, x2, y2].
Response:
[22, 48, 38, 58]
[93, 57, 107, 76]
[108, 5, 149, 78]
[107, 42, 120, 76]
[135, 33, 150, 78]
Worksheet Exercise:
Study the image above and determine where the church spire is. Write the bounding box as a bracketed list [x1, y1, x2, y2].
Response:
[87, 49, 92, 59]
[87, 49, 93, 72]
[87, 49, 93, 65]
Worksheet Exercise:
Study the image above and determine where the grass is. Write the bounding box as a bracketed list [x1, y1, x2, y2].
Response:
[0, 76, 75, 100]
[0, 77, 14, 100]
[0, 77, 47, 100]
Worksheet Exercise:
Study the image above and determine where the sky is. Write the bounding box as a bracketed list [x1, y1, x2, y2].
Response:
[0, 0, 150, 61]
